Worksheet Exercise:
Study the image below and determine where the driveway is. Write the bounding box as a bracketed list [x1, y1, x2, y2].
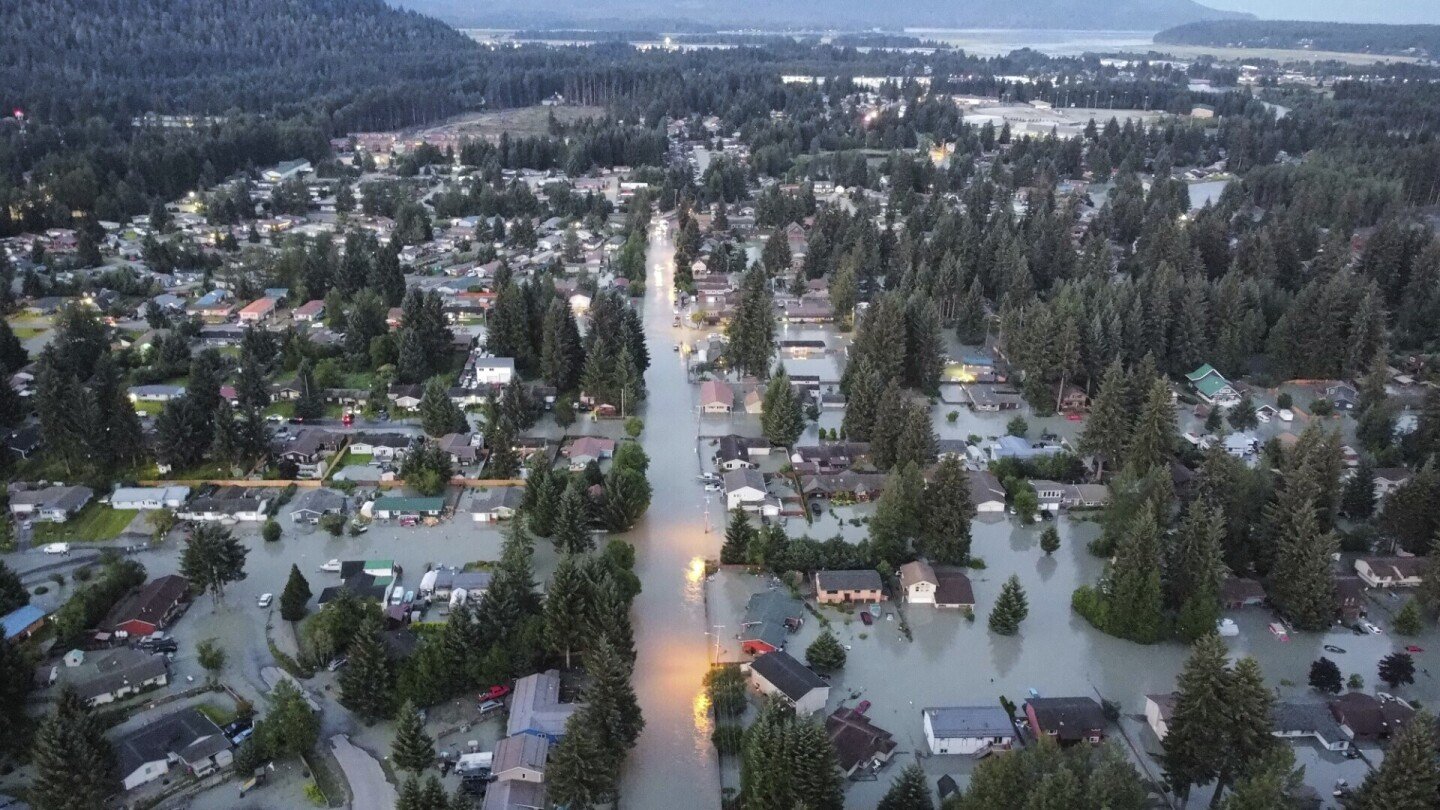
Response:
[329, 734, 395, 810]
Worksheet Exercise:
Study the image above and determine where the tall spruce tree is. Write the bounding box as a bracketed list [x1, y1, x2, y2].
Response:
[877, 763, 934, 810]
[920, 457, 975, 564]
[339, 615, 395, 721]
[29, 689, 117, 810]
[546, 712, 615, 808]
[391, 700, 436, 774]
[1105, 504, 1166, 643]
[1126, 376, 1175, 472]
[988, 575, 1029, 635]
[1345, 709, 1440, 810]
[418, 377, 467, 437]
[1161, 634, 1231, 800]
[544, 555, 589, 670]
[554, 481, 593, 554]
[1269, 496, 1338, 632]
[582, 638, 644, 752]
[760, 369, 804, 446]
[1079, 359, 1130, 477]
[1214, 657, 1278, 803]
[279, 564, 312, 622]
[721, 507, 753, 565]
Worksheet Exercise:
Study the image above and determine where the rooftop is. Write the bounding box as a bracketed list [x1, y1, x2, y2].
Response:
[750, 650, 826, 701]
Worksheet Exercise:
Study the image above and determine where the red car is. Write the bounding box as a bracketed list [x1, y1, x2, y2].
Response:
[480, 685, 511, 702]
[860, 612, 874, 626]
[1406, 645, 1425, 654]
[855, 700, 871, 714]
[1065, 412, 1083, 421]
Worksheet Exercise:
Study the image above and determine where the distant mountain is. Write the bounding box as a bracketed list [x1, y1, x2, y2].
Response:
[1156, 20, 1440, 58]
[391, 0, 1250, 32]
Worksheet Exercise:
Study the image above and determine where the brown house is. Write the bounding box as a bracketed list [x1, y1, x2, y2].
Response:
[825, 707, 897, 777]
[102, 575, 191, 638]
[814, 570, 884, 604]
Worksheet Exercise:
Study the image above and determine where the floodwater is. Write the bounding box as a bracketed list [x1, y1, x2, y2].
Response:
[1188, 179, 1232, 210]
[908, 29, 1157, 57]
[617, 224, 724, 807]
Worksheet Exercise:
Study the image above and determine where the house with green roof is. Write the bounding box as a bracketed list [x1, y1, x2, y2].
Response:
[1185, 364, 1241, 407]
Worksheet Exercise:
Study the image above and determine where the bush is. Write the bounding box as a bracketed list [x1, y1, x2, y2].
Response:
[318, 513, 345, 537]
[1311, 398, 1334, 416]
[74, 566, 93, 582]
[262, 520, 282, 542]
[1006, 416, 1028, 437]
[712, 724, 744, 754]
[625, 417, 644, 438]
[805, 630, 847, 671]
[947, 411, 959, 423]
[1276, 392, 1293, 410]
[304, 782, 326, 806]
[1071, 586, 1110, 632]
[197, 638, 227, 671]
[32, 585, 48, 595]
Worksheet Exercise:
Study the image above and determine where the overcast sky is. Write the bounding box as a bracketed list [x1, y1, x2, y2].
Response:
[1201, 0, 1440, 24]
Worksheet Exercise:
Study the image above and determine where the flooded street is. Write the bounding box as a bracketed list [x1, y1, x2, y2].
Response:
[617, 224, 724, 807]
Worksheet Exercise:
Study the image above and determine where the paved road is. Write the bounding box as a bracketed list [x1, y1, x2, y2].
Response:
[329, 734, 395, 810]
[617, 222, 723, 807]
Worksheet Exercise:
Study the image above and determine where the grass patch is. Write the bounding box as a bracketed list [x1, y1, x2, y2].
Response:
[341, 451, 374, 467]
[131, 401, 166, 416]
[196, 701, 237, 726]
[11, 327, 46, 339]
[33, 503, 139, 543]
[265, 400, 344, 418]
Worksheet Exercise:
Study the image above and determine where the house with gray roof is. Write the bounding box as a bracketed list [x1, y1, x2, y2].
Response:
[740, 590, 804, 655]
[746, 650, 829, 715]
[113, 707, 233, 790]
[290, 488, 347, 524]
[471, 488, 524, 522]
[8, 483, 93, 523]
[66, 647, 170, 707]
[1273, 701, 1351, 751]
[923, 706, 1016, 755]
[507, 669, 580, 741]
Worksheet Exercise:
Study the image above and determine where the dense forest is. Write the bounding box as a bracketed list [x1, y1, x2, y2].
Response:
[1156, 20, 1440, 58]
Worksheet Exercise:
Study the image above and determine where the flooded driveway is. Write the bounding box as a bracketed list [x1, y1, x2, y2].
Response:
[616, 224, 724, 807]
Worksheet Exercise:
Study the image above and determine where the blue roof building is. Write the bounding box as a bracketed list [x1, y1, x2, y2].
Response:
[2, 604, 46, 642]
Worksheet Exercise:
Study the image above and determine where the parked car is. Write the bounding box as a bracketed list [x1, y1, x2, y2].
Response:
[477, 699, 504, 715]
[704, 483, 722, 492]
[860, 611, 874, 626]
[327, 656, 349, 672]
[479, 684, 511, 702]
[1360, 620, 1382, 635]
[136, 637, 178, 653]
[257, 593, 273, 608]
[855, 700, 871, 714]
[41, 543, 70, 555]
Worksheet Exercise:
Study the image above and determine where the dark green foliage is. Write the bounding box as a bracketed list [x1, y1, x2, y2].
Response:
[1309, 657, 1342, 694]
[949, 738, 1146, 810]
[741, 698, 844, 810]
[1344, 709, 1440, 810]
[988, 575, 1028, 635]
[280, 564, 312, 622]
[721, 508, 753, 565]
[1379, 651, 1416, 688]
[180, 523, 249, 603]
[418, 377, 467, 437]
[877, 763, 934, 810]
[760, 369, 804, 446]
[805, 630, 846, 671]
[28, 689, 117, 810]
[339, 615, 395, 721]
[391, 701, 435, 773]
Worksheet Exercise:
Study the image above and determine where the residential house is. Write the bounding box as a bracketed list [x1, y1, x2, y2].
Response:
[5, 425, 43, 459]
[472, 357, 516, 386]
[701, 379, 734, 414]
[439, 433, 480, 465]
[800, 471, 887, 503]
[370, 496, 445, 521]
[128, 384, 186, 403]
[1336, 576, 1367, 624]
[922, 706, 1016, 755]
[102, 575, 191, 637]
[8, 484, 94, 522]
[967, 386, 1023, 411]
[176, 487, 269, 522]
[190, 290, 233, 321]
[1186, 364, 1241, 407]
[348, 433, 412, 461]
[1052, 383, 1089, 412]
[1355, 556, 1425, 588]
[68, 647, 170, 706]
[1025, 697, 1106, 745]
[472, 488, 524, 523]
[565, 436, 615, 470]
[289, 488, 347, 524]
[110, 486, 190, 511]
[968, 470, 1007, 513]
[280, 429, 338, 477]
[1, 604, 46, 643]
[113, 707, 233, 791]
[389, 384, 424, 411]
[1326, 382, 1358, 411]
[1272, 702, 1350, 751]
[491, 734, 549, 783]
[791, 443, 868, 473]
[813, 570, 884, 604]
[739, 590, 805, 655]
[987, 435, 1064, 462]
[898, 561, 975, 609]
[481, 782, 547, 810]
[715, 435, 756, 470]
[507, 669, 580, 740]
[293, 299, 326, 322]
[1329, 692, 1416, 742]
[746, 650, 829, 715]
[1373, 468, 1412, 502]
[724, 469, 769, 512]
[262, 159, 312, 183]
[1144, 693, 1176, 741]
[825, 708, 897, 777]
[237, 297, 277, 324]
[1221, 576, 1267, 609]
[1031, 480, 1071, 512]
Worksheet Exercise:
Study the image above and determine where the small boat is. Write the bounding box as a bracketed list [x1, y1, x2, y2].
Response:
[1323, 645, 1347, 654]
[1028, 688, 1040, 698]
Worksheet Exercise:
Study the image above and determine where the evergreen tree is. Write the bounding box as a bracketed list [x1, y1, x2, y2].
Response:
[1269, 496, 1337, 632]
[1105, 504, 1166, 643]
[877, 763, 933, 810]
[544, 555, 588, 670]
[760, 369, 804, 446]
[725, 267, 776, 378]
[721, 507, 753, 565]
[1040, 525, 1061, 556]
[805, 630, 846, 672]
[540, 298, 584, 393]
[1393, 599, 1423, 635]
[1418, 535, 1440, 617]
[582, 638, 644, 752]
[339, 615, 395, 721]
[1345, 710, 1439, 810]
[1217, 749, 1303, 810]
[391, 701, 435, 774]
[1161, 634, 1231, 800]
[291, 358, 324, 420]
[554, 481, 593, 554]
[920, 457, 976, 564]
[1078, 359, 1130, 477]
[1126, 376, 1175, 472]
[180, 523, 249, 603]
[0, 560, 26, 616]
[1309, 657, 1342, 694]
[840, 358, 883, 441]
[483, 416, 520, 479]
[1215, 657, 1278, 801]
[28, 689, 117, 810]
[789, 718, 845, 810]
[1341, 458, 1377, 519]
[893, 402, 936, 470]
[1379, 651, 1416, 688]
[546, 712, 614, 809]
[988, 575, 1029, 635]
[601, 467, 651, 531]
[418, 377, 467, 437]
[904, 296, 945, 393]
[279, 564, 312, 622]
[267, 681, 320, 759]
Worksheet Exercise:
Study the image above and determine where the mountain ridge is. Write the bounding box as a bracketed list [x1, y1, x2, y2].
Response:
[391, 0, 1251, 32]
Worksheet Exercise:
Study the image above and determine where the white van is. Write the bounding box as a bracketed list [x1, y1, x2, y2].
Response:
[42, 543, 70, 555]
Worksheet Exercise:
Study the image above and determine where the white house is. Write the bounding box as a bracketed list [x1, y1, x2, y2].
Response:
[114, 707, 233, 791]
[745, 651, 829, 715]
[110, 486, 190, 511]
[899, 560, 939, 604]
[1145, 693, 1176, 741]
[262, 159, 312, 183]
[724, 469, 772, 512]
[472, 357, 516, 386]
[968, 470, 1007, 513]
[1355, 556, 1426, 588]
[922, 706, 1016, 755]
[1272, 702, 1351, 752]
